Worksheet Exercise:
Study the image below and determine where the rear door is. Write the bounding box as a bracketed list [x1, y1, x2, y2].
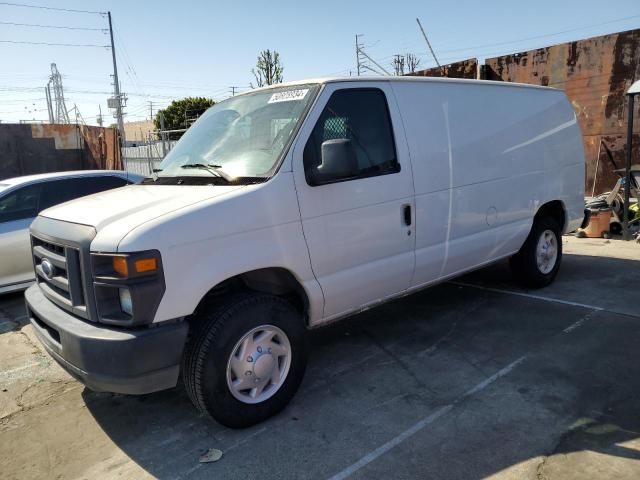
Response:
[292, 83, 415, 319]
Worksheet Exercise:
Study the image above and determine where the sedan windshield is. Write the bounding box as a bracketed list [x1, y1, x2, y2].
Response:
[157, 84, 319, 181]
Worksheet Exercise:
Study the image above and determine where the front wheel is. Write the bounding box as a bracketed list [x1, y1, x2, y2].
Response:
[182, 293, 308, 428]
[510, 217, 562, 288]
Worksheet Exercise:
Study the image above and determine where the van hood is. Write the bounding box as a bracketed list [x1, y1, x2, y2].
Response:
[41, 184, 244, 231]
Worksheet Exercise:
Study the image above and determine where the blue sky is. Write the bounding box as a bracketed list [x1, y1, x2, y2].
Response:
[1, 0, 639, 125]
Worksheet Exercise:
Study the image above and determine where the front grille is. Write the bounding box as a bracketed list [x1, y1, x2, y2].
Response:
[32, 235, 88, 319]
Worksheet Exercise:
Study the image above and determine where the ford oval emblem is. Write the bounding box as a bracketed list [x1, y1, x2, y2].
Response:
[41, 259, 55, 279]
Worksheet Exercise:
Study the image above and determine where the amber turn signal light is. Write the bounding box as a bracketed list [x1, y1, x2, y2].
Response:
[112, 256, 129, 277]
[134, 258, 158, 273]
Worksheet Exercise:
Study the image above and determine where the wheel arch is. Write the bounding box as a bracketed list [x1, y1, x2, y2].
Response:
[535, 200, 567, 233]
[192, 267, 311, 326]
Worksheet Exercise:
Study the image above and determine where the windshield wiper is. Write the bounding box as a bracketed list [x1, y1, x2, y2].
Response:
[180, 163, 234, 182]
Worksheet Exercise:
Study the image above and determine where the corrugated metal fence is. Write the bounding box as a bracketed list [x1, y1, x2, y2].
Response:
[0, 123, 121, 180]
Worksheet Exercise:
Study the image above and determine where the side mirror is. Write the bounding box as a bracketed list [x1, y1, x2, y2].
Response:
[317, 139, 358, 182]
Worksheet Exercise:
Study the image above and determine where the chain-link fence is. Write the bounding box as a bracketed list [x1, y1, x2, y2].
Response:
[122, 131, 180, 176]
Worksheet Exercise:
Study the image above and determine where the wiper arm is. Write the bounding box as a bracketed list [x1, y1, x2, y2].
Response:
[180, 163, 234, 182]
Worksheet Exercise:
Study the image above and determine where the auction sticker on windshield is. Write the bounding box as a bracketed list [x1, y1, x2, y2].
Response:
[268, 89, 309, 103]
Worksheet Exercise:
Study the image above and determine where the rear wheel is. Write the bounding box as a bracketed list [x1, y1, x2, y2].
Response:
[510, 217, 562, 288]
[182, 292, 308, 428]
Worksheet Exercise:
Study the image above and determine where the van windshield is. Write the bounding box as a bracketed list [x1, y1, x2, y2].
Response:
[157, 84, 319, 182]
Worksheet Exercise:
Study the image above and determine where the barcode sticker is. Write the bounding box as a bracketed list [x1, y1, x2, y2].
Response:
[268, 89, 309, 103]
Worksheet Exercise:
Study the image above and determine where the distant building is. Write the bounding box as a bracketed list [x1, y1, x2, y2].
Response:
[123, 120, 155, 146]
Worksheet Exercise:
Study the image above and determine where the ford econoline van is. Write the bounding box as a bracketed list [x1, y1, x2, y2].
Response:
[25, 77, 585, 427]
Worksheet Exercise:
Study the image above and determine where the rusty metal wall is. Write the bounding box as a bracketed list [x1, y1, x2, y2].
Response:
[0, 124, 122, 180]
[485, 29, 640, 194]
[408, 58, 478, 79]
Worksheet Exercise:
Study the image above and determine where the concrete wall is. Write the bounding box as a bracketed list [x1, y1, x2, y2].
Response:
[123, 119, 155, 144]
[485, 29, 640, 194]
[0, 124, 121, 180]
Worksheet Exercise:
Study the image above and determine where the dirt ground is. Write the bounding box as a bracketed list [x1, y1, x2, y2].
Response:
[1, 236, 640, 480]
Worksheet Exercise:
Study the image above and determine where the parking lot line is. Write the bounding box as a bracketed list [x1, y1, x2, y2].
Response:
[450, 281, 605, 311]
[327, 355, 528, 480]
[562, 311, 598, 333]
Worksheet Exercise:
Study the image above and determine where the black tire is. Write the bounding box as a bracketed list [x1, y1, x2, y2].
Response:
[182, 292, 308, 428]
[510, 216, 562, 289]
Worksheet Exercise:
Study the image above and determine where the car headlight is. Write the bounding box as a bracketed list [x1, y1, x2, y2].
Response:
[91, 250, 165, 326]
[119, 288, 133, 316]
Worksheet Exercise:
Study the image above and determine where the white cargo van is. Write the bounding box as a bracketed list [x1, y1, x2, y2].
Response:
[25, 77, 584, 427]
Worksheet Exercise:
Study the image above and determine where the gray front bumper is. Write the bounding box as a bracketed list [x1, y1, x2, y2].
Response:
[25, 284, 188, 395]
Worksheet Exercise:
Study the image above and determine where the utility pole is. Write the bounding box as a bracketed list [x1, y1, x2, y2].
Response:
[355, 34, 363, 76]
[416, 18, 443, 74]
[159, 111, 167, 157]
[45, 84, 54, 123]
[230, 86, 238, 96]
[148, 100, 154, 122]
[354, 34, 391, 76]
[107, 11, 126, 145]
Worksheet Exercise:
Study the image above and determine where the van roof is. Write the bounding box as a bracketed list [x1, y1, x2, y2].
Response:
[250, 75, 558, 93]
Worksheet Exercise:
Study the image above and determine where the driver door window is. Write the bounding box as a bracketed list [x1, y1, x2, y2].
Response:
[303, 88, 399, 186]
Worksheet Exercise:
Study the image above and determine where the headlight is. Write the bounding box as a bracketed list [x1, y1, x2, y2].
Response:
[119, 288, 133, 315]
[91, 250, 165, 326]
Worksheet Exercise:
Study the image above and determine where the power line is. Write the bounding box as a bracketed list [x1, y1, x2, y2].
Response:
[0, 39, 109, 48]
[358, 47, 391, 76]
[330, 13, 640, 79]
[371, 12, 640, 69]
[0, 1, 105, 14]
[114, 29, 145, 98]
[355, 35, 391, 76]
[0, 21, 107, 31]
[433, 13, 640, 55]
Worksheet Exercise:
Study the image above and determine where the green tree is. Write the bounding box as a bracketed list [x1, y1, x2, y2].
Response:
[251, 49, 283, 88]
[154, 96, 215, 139]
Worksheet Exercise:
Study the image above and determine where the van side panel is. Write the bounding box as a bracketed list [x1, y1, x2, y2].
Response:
[392, 82, 584, 287]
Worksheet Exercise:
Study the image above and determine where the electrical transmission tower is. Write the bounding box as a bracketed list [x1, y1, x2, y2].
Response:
[45, 63, 70, 124]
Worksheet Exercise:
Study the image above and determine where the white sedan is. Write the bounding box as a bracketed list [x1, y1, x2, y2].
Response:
[0, 170, 144, 294]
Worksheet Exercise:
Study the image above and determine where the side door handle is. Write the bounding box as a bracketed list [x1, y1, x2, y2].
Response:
[403, 204, 412, 226]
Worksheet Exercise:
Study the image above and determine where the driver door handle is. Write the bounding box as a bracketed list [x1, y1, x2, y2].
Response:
[403, 204, 412, 226]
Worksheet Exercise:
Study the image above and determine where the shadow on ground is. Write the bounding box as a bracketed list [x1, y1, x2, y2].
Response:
[0, 291, 28, 334]
[461, 253, 640, 318]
